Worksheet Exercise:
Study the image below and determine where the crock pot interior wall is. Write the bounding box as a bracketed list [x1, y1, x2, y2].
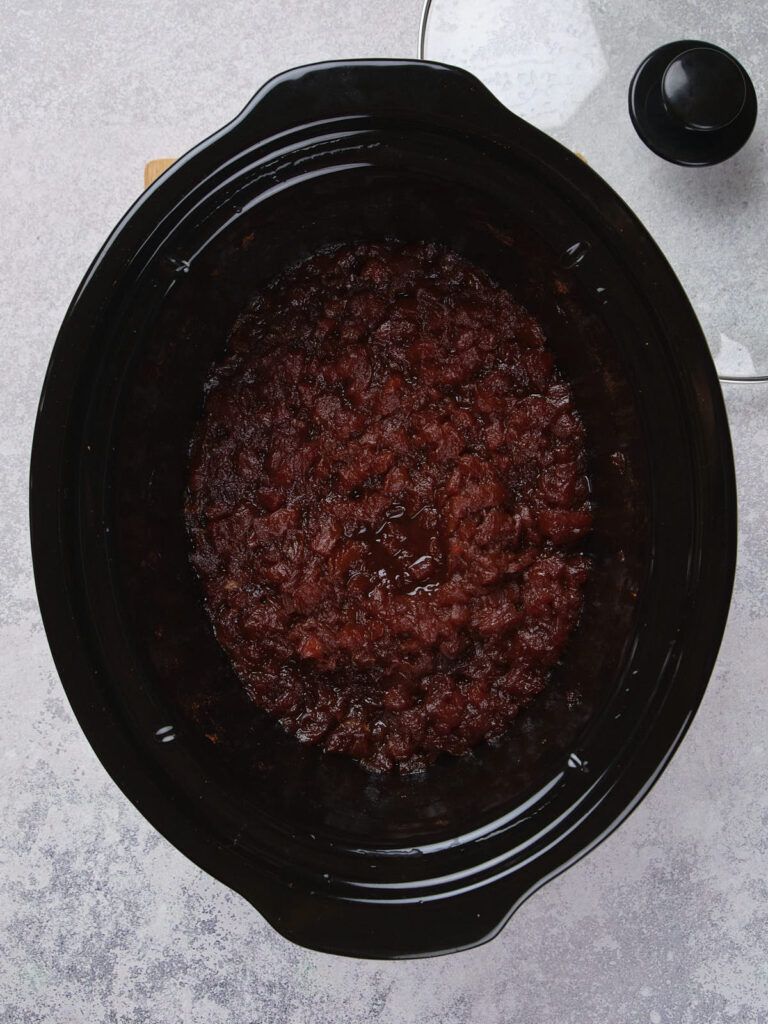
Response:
[106, 164, 649, 846]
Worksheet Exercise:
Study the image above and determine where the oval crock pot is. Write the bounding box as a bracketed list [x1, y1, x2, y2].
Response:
[30, 59, 736, 958]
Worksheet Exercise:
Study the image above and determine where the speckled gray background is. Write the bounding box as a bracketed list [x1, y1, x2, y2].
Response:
[1, 2, 767, 1022]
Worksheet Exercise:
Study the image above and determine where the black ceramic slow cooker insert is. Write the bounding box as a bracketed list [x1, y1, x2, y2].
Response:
[30, 60, 736, 958]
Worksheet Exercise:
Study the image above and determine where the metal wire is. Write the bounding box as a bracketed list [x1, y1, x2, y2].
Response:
[418, 0, 433, 60]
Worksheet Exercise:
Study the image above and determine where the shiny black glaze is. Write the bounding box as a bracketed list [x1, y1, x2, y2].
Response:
[629, 40, 757, 166]
[30, 60, 736, 958]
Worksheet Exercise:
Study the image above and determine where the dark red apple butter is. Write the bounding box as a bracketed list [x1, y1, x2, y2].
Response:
[187, 242, 592, 772]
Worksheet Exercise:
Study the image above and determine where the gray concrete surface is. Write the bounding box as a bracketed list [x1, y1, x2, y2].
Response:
[1, 2, 766, 1021]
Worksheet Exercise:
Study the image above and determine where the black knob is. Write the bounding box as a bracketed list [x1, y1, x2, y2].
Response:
[628, 40, 758, 166]
[663, 48, 746, 130]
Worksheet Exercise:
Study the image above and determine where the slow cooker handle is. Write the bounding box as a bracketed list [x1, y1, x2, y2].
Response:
[238, 867, 546, 959]
[231, 58, 518, 145]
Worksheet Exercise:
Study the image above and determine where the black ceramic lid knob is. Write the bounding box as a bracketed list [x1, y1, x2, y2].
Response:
[628, 40, 758, 166]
